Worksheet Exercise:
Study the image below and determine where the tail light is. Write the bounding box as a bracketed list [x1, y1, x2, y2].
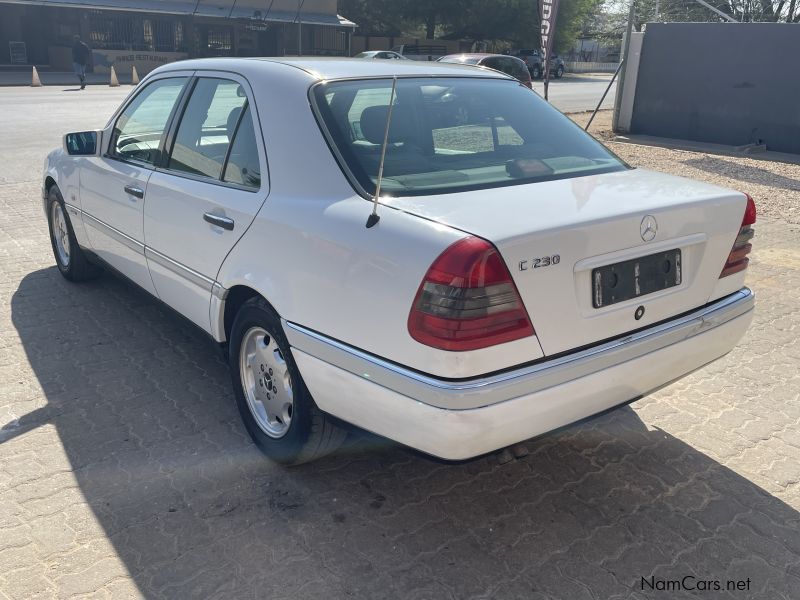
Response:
[408, 237, 534, 351]
[720, 193, 756, 278]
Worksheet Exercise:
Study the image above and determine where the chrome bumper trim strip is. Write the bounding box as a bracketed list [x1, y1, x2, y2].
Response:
[145, 246, 214, 293]
[285, 288, 754, 410]
[66, 203, 228, 299]
[78, 207, 145, 256]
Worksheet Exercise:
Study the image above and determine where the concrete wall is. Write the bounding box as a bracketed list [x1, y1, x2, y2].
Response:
[629, 23, 800, 154]
[616, 32, 644, 133]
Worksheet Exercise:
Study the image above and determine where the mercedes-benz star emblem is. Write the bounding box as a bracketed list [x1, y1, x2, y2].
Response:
[640, 215, 658, 242]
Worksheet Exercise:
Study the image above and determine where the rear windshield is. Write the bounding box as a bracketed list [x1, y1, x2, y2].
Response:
[311, 77, 626, 197]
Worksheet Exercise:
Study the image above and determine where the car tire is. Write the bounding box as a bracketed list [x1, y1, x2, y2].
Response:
[229, 296, 347, 465]
[555, 66, 564, 79]
[46, 185, 101, 282]
[531, 65, 541, 79]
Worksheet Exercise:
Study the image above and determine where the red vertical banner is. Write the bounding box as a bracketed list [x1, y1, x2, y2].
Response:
[540, 0, 561, 101]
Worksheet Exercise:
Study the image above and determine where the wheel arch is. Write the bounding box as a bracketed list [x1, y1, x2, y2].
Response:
[43, 176, 58, 211]
[220, 285, 279, 344]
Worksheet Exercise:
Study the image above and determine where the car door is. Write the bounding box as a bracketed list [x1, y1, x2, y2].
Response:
[79, 75, 190, 295]
[143, 74, 268, 332]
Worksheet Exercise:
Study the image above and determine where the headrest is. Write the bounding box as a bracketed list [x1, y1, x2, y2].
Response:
[360, 104, 415, 145]
[227, 106, 243, 139]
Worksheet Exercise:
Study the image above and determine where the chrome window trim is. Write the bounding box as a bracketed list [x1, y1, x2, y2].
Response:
[284, 288, 754, 411]
[153, 165, 261, 194]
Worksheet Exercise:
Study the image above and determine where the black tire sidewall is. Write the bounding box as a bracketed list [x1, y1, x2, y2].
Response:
[228, 301, 314, 463]
[47, 187, 75, 277]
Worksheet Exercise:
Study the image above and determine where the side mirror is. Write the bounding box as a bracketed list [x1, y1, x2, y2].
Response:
[64, 130, 101, 156]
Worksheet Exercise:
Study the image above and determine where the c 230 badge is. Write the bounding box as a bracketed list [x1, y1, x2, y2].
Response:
[518, 254, 561, 271]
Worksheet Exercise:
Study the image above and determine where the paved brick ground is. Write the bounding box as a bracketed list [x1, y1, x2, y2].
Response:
[0, 90, 799, 599]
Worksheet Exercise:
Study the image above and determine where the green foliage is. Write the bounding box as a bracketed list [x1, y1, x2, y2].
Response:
[341, 0, 605, 51]
[553, 0, 605, 52]
[600, 0, 800, 33]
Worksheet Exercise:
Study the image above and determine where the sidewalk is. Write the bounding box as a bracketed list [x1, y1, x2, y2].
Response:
[0, 69, 137, 87]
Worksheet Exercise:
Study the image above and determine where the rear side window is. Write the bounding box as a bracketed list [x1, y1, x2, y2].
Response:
[111, 77, 188, 165]
[506, 58, 529, 81]
[223, 105, 261, 189]
[313, 77, 626, 197]
[169, 78, 247, 180]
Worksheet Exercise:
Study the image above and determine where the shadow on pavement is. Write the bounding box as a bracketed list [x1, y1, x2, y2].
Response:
[9, 267, 800, 599]
[684, 155, 800, 193]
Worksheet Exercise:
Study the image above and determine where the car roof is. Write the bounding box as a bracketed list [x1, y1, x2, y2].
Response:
[153, 57, 512, 82]
[441, 53, 506, 59]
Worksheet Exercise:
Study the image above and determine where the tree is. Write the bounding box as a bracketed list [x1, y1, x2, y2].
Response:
[600, 0, 800, 32]
[337, 0, 406, 35]
[341, 0, 606, 51]
[398, 0, 465, 39]
[552, 0, 606, 52]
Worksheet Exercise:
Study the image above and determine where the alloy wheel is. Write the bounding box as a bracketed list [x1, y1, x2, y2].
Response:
[239, 326, 294, 438]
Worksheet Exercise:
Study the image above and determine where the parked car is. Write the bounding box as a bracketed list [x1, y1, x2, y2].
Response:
[354, 50, 407, 60]
[515, 48, 565, 79]
[437, 53, 532, 88]
[44, 58, 755, 465]
[390, 44, 448, 61]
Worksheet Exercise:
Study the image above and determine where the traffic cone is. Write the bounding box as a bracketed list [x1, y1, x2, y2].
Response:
[109, 65, 120, 87]
[131, 65, 140, 85]
[31, 66, 42, 87]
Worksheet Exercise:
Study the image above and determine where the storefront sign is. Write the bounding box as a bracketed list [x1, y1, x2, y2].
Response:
[91, 50, 189, 76]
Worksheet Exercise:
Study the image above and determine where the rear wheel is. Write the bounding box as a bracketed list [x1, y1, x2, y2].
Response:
[555, 65, 564, 79]
[531, 64, 542, 79]
[47, 185, 101, 282]
[229, 297, 346, 465]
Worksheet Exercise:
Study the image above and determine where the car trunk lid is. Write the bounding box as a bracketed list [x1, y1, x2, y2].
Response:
[385, 168, 748, 355]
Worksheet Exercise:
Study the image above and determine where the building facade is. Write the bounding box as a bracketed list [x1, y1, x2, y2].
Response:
[0, 0, 355, 74]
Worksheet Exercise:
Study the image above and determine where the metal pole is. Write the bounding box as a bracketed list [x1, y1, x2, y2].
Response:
[294, 0, 306, 55]
[585, 59, 623, 131]
[611, 0, 635, 132]
[543, 55, 550, 101]
[694, 0, 738, 21]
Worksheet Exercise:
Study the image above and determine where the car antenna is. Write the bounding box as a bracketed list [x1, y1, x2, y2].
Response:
[366, 76, 398, 229]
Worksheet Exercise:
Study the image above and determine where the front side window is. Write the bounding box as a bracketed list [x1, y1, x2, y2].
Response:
[168, 78, 248, 180]
[111, 77, 188, 165]
[313, 77, 626, 197]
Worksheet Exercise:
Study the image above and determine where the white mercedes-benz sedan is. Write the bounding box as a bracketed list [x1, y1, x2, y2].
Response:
[43, 58, 755, 464]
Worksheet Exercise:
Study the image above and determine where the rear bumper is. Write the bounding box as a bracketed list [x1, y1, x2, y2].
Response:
[286, 288, 753, 460]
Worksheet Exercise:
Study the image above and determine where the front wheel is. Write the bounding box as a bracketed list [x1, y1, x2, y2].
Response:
[555, 66, 564, 79]
[229, 297, 346, 465]
[531, 65, 542, 79]
[47, 185, 101, 281]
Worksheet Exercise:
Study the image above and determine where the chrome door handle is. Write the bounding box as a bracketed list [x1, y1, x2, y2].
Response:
[124, 185, 144, 199]
[203, 213, 234, 231]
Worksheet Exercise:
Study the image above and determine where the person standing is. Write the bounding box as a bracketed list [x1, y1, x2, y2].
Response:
[72, 35, 91, 90]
